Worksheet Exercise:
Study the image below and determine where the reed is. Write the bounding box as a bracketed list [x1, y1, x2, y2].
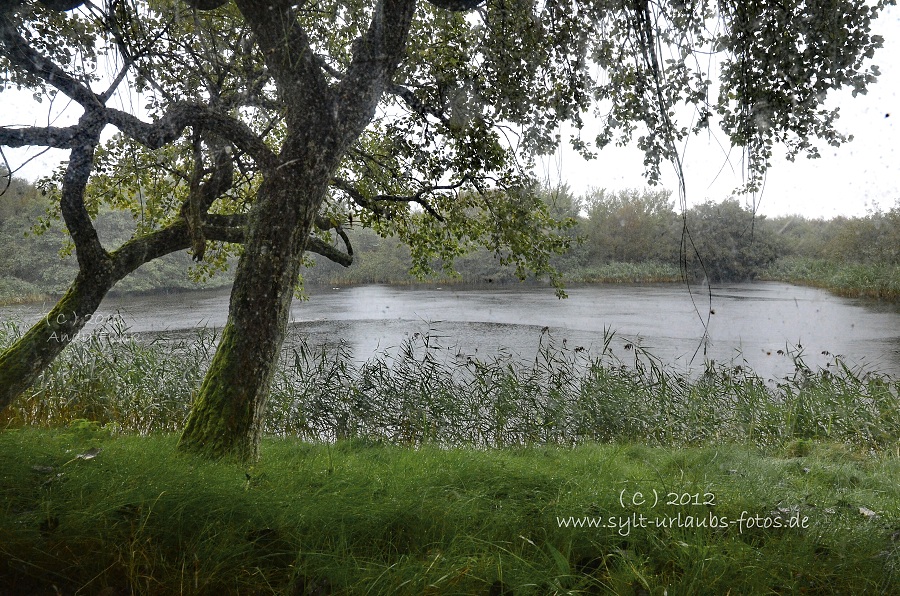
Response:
[3, 322, 898, 452]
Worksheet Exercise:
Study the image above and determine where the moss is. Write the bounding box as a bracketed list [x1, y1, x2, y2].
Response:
[177, 323, 261, 462]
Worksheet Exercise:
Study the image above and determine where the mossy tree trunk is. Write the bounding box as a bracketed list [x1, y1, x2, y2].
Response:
[178, 165, 329, 461]
[0, 272, 108, 411]
[177, 0, 416, 461]
[0, 218, 247, 413]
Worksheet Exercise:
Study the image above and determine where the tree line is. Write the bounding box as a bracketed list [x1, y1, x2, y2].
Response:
[301, 187, 900, 287]
[4, 179, 898, 299]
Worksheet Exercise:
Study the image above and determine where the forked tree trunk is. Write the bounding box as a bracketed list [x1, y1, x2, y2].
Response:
[177, 164, 331, 461]
[177, 0, 416, 461]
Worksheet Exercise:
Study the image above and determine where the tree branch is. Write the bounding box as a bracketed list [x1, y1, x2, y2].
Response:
[0, 125, 82, 149]
[314, 214, 354, 260]
[307, 235, 353, 267]
[104, 103, 277, 170]
[386, 82, 452, 127]
[0, 11, 103, 110]
[98, 62, 133, 104]
[1, 104, 276, 170]
[1, 11, 275, 170]
[331, 176, 451, 222]
[335, 0, 417, 142]
[181, 133, 235, 261]
[232, 0, 333, 117]
[109, 214, 246, 282]
[60, 112, 109, 272]
[108, 209, 350, 277]
[425, 0, 484, 10]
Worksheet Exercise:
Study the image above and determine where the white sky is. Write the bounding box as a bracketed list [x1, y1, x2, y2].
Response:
[542, 4, 900, 219]
[2, 4, 898, 219]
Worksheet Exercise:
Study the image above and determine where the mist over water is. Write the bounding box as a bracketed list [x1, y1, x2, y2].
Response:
[2, 282, 899, 380]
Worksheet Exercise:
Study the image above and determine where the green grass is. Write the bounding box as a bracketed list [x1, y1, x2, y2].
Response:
[762, 257, 900, 301]
[1, 427, 899, 594]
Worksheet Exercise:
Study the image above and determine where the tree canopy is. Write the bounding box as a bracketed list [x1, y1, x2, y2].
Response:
[0, 0, 892, 459]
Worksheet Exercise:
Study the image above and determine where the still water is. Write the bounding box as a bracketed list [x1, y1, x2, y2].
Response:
[2, 282, 899, 379]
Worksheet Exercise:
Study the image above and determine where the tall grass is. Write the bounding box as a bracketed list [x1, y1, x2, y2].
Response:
[3, 430, 899, 594]
[0, 320, 214, 433]
[763, 257, 900, 301]
[2, 320, 898, 451]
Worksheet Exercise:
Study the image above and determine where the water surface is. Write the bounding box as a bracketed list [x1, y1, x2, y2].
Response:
[2, 282, 898, 379]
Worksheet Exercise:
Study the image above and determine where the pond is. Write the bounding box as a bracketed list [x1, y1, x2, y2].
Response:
[2, 281, 899, 380]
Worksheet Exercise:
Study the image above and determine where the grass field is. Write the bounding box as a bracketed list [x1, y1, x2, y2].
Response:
[1, 428, 899, 595]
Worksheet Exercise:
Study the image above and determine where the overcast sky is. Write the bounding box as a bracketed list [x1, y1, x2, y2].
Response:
[543, 5, 900, 219]
[2, 5, 898, 219]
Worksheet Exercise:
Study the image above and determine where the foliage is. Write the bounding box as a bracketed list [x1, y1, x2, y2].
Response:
[681, 198, 782, 281]
[583, 187, 678, 264]
[770, 201, 900, 265]
[0, 178, 233, 303]
[4, 176, 899, 297]
[762, 257, 900, 300]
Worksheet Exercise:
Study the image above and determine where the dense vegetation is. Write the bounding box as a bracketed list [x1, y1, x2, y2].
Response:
[279, 186, 900, 299]
[2, 320, 898, 450]
[5, 179, 898, 302]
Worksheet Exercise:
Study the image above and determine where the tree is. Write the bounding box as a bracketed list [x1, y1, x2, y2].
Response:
[683, 199, 781, 281]
[0, 0, 891, 460]
[584, 188, 678, 264]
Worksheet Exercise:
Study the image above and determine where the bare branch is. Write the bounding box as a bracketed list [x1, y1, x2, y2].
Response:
[307, 235, 353, 267]
[0, 125, 82, 149]
[314, 214, 354, 259]
[181, 133, 236, 261]
[98, 62, 133, 104]
[110, 214, 247, 282]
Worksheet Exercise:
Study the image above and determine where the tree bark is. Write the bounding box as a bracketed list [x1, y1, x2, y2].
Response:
[178, 0, 416, 461]
[0, 218, 246, 413]
[0, 271, 109, 411]
[177, 160, 331, 461]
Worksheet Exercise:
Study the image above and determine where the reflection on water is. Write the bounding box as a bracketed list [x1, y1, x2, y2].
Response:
[2, 282, 899, 379]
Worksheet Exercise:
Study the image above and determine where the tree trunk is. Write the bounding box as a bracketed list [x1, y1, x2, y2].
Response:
[177, 165, 329, 461]
[177, 0, 417, 461]
[0, 219, 244, 414]
[0, 269, 110, 411]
